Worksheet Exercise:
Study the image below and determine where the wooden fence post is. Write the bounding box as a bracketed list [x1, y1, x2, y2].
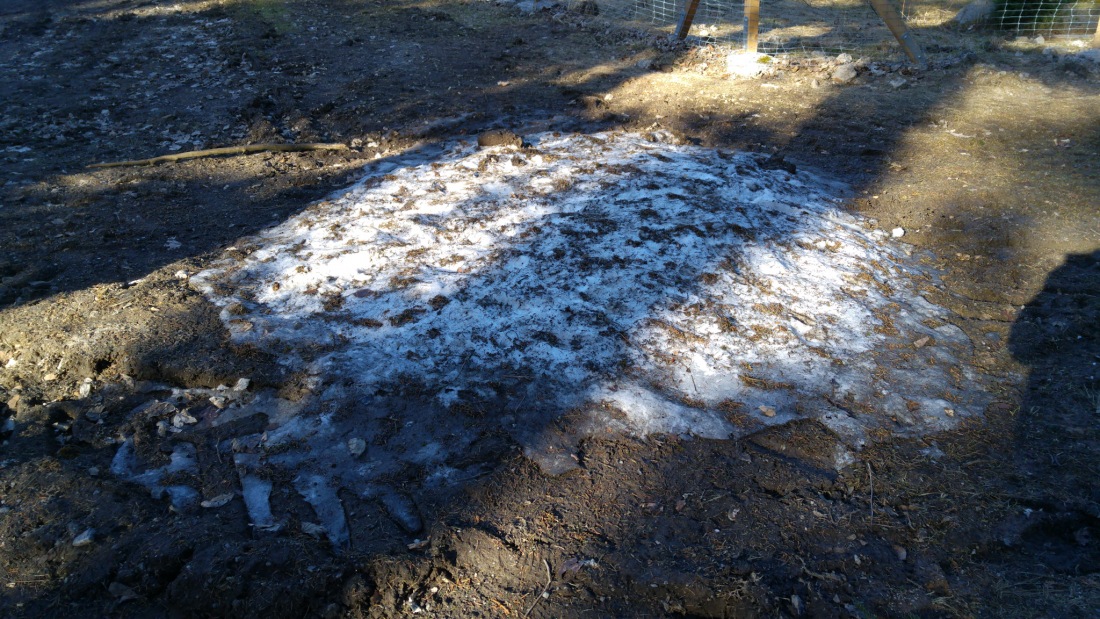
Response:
[676, 0, 702, 39]
[744, 0, 760, 52]
[866, 0, 926, 64]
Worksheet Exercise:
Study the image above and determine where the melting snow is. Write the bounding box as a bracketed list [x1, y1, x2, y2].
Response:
[191, 131, 989, 488]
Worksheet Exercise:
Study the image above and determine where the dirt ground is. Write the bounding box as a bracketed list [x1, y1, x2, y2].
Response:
[1, 0, 1098, 617]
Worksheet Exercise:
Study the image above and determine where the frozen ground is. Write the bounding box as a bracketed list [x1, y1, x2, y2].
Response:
[185, 131, 990, 542]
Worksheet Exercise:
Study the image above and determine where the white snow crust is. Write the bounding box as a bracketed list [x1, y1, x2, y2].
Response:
[193, 131, 989, 464]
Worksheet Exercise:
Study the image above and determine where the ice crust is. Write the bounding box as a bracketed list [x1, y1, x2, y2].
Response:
[186, 131, 991, 534]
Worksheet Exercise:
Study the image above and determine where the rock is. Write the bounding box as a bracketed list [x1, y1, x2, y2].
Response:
[171, 410, 198, 428]
[1032, 35, 1044, 45]
[72, 528, 95, 547]
[108, 581, 140, 603]
[477, 130, 523, 149]
[891, 227, 905, 238]
[889, 77, 907, 88]
[301, 521, 327, 538]
[347, 437, 367, 457]
[88, 466, 100, 477]
[893, 544, 908, 561]
[758, 405, 777, 417]
[836, 53, 853, 64]
[200, 493, 235, 508]
[208, 395, 228, 409]
[913, 336, 931, 348]
[233, 377, 251, 391]
[831, 63, 858, 84]
[726, 52, 771, 79]
[953, 0, 994, 25]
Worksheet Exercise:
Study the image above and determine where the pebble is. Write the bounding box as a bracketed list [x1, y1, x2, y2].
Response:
[171, 411, 198, 428]
[88, 466, 100, 477]
[233, 378, 251, 392]
[891, 227, 905, 238]
[893, 545, 908, 561]
[347, 437, 367, 457]
[200, 493, 234, 508]
[72, 528, 95, 547]
[758, 405, 777, 417]
[209, 396, 228, 409]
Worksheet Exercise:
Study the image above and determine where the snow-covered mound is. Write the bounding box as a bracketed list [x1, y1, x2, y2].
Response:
[193, 131, 988, 467]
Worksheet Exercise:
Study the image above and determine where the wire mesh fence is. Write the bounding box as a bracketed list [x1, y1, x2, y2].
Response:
[563, 0, 1100, 58]
[986, 0, 1099, 36]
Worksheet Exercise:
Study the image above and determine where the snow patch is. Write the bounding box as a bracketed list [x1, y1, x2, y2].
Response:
[193, 131, 989, 478]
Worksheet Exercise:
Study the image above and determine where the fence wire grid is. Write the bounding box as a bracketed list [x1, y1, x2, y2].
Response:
[566, 0, 1100, 57]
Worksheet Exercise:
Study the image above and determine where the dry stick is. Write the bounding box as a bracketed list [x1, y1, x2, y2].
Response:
[867, 462, 874, 527]
[88, 142, 349, 169]
[523, 559, 552, 618]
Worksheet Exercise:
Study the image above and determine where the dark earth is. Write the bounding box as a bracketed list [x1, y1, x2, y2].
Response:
[1, 0, 1099, 617]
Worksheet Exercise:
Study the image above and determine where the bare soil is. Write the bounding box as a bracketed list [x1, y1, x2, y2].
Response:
[1, 1, 1098, 617]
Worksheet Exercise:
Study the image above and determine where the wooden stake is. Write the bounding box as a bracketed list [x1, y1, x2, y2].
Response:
[866, 0, 926, 65]
[676, 0, 702, 39]
[744, 0, 760, 53]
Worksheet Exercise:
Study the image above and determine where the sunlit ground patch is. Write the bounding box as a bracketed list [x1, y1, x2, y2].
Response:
[193, 131, 989, 485]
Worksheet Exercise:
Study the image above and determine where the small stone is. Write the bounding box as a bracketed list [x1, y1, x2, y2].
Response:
[88, 466, 100, 477]
[156, 420, 170, 437]
[893, 545, 908, 561]
[759, 405, 777, 417]
[108, 581, 139, 602]
[889, 77, 906, 88]
[302, 521, 326, 538]
[233, 378, 251, 392]
[836, 53, 853, 63]
[831, 63, 858, 84]
[1033, 35, 1044, 45]
[944, 408, 955, 417]
[201, 493, 235, 508]
[78, 379, 93, 398]
[347, 437, 367, 457]
[913, 336, 931, 348]
[44, 373, 57, 381]
[72, 528, 95, 547]
[208, 396, 228, 409]
[891, 227, 905, 238]
[171, 411, 198, 428]
[811, 79, 820, 89]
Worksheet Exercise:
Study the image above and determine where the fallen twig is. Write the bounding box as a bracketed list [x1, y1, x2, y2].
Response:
[523, 559, 552, 618]
[88, 142, 349, 169]
[868, 462, 875, 527]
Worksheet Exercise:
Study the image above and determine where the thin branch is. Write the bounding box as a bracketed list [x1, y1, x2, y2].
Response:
[867, 462, 875, 527]
[523, 559, 552, 618]
[88, 142, 349, 169]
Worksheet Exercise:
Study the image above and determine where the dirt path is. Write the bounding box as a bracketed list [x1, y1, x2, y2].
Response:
[1, 1, 1098, 617]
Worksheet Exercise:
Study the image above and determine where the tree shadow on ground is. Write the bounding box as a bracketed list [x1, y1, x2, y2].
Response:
[2, 1, 1100, 616]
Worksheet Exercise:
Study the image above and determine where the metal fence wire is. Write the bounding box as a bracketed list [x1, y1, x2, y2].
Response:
[565, 0, 1100, 56]
[987, 0, 1099, 35]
